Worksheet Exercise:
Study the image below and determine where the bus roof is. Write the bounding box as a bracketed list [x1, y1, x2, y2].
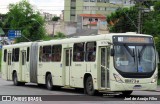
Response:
[2, 32, 153, 48]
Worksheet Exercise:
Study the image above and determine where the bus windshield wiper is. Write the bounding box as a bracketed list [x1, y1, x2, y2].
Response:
[138, 45, 146, 58]
[138, 45, 146, 64]
[123, 44, 135, 57]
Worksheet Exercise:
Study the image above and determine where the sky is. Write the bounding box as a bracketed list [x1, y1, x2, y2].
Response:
[0, 0, 64, 15]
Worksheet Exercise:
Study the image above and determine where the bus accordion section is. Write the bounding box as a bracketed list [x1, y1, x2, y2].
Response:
[1, 32, 158, 96]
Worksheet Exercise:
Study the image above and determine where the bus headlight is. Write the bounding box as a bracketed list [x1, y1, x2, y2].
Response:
[151, 74, 158, 83]
[113, 73, 124, 83]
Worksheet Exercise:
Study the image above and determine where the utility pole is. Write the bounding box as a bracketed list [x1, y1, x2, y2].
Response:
[138, 4, 142, 34]
[135, 0, 148, 34]
[52, 22, 55, 37]
[136, 0, 143, 34]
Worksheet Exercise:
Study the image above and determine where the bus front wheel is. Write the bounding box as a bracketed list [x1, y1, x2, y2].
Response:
[85, 76, 96, 96]
[122, 91, 133, 96]
[13, 72, 20, 86]
[46, 74, 53, 90]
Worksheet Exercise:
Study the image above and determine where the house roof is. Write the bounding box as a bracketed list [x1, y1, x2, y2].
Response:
[0, 27, 5, 35]
[79, 14, 106, 19]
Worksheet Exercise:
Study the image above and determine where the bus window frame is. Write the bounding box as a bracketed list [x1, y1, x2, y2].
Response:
[42, 45, 52, 62]
[85, 41, 97, 62]
[3, 49, 7, 62]
[12, 48, 20, 62]
[73, 42, 85, 62]
[27, 47, 30, 62]
[51, 45, 62, 62]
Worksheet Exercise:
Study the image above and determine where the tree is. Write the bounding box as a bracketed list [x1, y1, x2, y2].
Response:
[54, 32, 66, 39]
[0, 20, 2, 27]
[52, 16, 60, 21]
[107, 1, 160, 78]
[107, 7, 138, 33]
[0, 14, 7, 33]
[4, 0, 45, 42]
[43, 32, 66, 41]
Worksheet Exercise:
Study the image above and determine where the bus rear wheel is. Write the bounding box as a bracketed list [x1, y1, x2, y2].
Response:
[13, 72, 20, 86]
[46, 74, 53, 90]
[85, 76, 96, 96]
[122, 91, 133, 96]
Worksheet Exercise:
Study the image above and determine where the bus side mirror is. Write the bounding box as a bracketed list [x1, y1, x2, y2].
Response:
[111, 48, 114, 56]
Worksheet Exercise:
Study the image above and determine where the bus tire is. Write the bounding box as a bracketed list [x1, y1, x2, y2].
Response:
[38, 84, 44, 87]
[46, 74, 53, 90]
[13, 72, 20, 86]
[85, 76, 96, 96]
[20, 82, 25, 86]
[122, 91, 133, 96]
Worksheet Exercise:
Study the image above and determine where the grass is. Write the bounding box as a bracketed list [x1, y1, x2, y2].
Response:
[158, 79, 160, 85]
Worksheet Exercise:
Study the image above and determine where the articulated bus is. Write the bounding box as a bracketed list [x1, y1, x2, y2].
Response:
[1, 32, 158, 96]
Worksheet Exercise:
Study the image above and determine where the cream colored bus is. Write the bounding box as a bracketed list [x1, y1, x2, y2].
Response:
[1, 32, 158, 96]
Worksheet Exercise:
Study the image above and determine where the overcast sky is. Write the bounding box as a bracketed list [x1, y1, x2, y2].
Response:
[0, 0, 64, 15]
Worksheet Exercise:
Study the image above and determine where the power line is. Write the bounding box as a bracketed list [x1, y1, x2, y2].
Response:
[110, 3, 138, 30]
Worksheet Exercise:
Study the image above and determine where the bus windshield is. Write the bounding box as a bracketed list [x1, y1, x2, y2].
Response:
[114, 45, 156, 73]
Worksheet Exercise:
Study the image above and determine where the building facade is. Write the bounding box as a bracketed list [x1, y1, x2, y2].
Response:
[77, 14, 106, 29]
[64, 0, 135, 22]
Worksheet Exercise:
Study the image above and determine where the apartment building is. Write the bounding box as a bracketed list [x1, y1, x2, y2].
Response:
[64, 0, 135, 22]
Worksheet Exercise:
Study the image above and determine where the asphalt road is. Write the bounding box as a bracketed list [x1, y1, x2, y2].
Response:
[0, 75, 160, 104]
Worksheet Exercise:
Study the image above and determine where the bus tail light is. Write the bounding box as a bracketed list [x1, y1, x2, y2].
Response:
[113, 73, 124, 83]
[151, 74, 158, 83]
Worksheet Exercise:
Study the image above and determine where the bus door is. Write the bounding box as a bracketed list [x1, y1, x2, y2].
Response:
[21, 51, 26, 81]
[64, 48, 72, 86]
[7, 53, 12, 80]
[100, 47, 110, 89]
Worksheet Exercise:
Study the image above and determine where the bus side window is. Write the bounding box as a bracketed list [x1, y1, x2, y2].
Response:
[27, 47, 30, 62]
[42, 46, 51, 62]
[12, 49, 15, 62]
[73, 42, 85, 62]
[52, 45, 62, 62]
[39, 46, 43, 62]
[15, 48, 20, 62]
[12, 48, 19, 62]
[86, 42, 96, 62]
[3, 49, 7, 62]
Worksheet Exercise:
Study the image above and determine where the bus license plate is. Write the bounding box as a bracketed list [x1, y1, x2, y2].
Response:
[133, 85, 142, 89]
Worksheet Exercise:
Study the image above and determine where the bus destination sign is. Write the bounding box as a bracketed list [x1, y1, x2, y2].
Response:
[113, 36, 153, 43]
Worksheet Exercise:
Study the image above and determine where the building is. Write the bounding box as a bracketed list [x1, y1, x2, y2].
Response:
[60, 10, 64, 20]
[64, 0, 135, 22]
[41, 12, 57, 21]
[77, 14, 106, 29]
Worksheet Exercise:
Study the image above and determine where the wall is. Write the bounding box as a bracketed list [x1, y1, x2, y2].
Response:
[53, 21, 77, 36]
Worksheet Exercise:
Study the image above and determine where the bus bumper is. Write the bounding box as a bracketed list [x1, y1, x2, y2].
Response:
[109, 80, 157, 91]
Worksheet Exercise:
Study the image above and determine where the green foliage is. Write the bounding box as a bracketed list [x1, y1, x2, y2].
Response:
[0, 21, 2, 27]
[54, 32, 66, 39]
[42, 32, 66, 41]
[154, 1, 160, 13]
[158, 79, 160, 85]
[52, 16, 60, 21]
[107, 7, 138, 33]
[4, 0, 45, 42]
[43, 35, 54, 41]
[0, 14, 6, 30]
